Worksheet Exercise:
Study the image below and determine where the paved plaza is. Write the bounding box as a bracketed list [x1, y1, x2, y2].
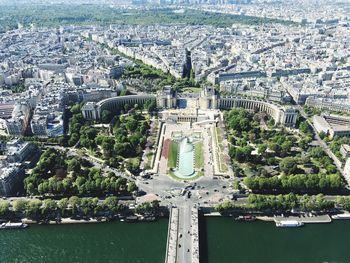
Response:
[157, 119, 218, 181]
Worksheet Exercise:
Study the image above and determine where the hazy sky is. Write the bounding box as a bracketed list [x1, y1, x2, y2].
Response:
[0, 0, 132, 5]
[0, 0, 349, 5]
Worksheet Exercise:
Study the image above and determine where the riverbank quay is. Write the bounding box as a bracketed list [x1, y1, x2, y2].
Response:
[22, 218, 105, 225]
[201, 210, 350, 225]
[19, 212, 164, 225]
[257, 214, 332, 224]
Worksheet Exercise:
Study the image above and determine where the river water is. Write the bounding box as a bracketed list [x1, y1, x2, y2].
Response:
[0, 219, 168, 263]
[202, 217, 350, 263]
[1, 217, 350, 263]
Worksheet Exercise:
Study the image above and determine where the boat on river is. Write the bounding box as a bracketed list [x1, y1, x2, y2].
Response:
[125, 216, 138, 222]
[0, 222, 29, 229]
[276, 220, 304, 228]
[331, 214, 350, 220]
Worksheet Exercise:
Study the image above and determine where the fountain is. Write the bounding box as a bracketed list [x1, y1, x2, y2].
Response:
[174, 137, 196, 178]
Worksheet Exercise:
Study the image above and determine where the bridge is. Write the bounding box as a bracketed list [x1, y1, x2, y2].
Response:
[165, 205, 200, 263]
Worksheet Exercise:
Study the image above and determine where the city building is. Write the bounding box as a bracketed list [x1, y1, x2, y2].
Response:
[313, 114, 350, 139]
[3, 103, 31, 136]
[0, 164, 25, 196]
[82, 86, 298, 127]
[5, 139, 37, 163]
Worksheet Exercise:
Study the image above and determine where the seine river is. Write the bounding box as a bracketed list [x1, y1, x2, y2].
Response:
[0, 219, 168, 263]
[1, 217, 350, 263]
[202, 217, 350, 263]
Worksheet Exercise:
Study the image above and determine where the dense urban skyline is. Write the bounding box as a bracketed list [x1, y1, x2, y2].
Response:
[1, 0, 350, 262]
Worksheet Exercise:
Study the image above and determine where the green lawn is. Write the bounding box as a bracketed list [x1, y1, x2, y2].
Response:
[213, 127, 228, 172]
[182, 87, 202, 94]
[128, 157, 141, 168]
[168, 141, 178, 169]
[194, 142, 204, 169]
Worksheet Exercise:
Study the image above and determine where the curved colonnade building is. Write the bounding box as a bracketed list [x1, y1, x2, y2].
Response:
[81, 89, 298, 127]
[82, 94, 155, 120]
[218, 97, 297, 127]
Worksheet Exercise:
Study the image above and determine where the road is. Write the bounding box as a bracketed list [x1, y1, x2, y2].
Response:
[176, 204, 193, 263]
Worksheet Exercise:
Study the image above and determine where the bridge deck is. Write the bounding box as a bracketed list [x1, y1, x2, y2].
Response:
[165, 205, 199, 263]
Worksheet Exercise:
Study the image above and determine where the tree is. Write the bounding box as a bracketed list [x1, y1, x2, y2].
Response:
[57, 198, 69, 216]
[24, 181, 35, 195]
[0, 201, 10, 217]
[233, 180, 242, 191]
[328, 174, 343, 189]
[26, 200, 42, 219]
[298, 138, 309, 150]
[119, 89, 130, 96]
[309, 147, 326, 159]
[127, 181, 137, 193]
[135, 201, 160, 215]
[319, 131, 327, 140]
[41, 199, 57, 218]
[101, 138, 115, 159]
[103, 196, 119, 213]
[267, 118, 275, 127]
[69, 196, 81, 215]
[326, 164, 337, 174]
[268, 142, 280, 155]
[257, 144, 267, 155]
[13, 199, 28, 214]
[144, 99, 157, 113]
[71, 104, 82, 115]
[299, 121, 310, 134]
[80, 198, 96, 216]
[68, 133, 79, 147]
[280, 157, 298, 175]
[243, 177, 260, 190]
[281, 141, 293, 156]
[234, 148, 246, 163]
[67, 158, 81, 174]
[101, 110, 112, 123]
[125, 118, 138, 132]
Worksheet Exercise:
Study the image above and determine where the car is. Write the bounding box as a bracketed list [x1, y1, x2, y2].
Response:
[137, 190, 146, 196]
[143, 174, 151, 179]
[230, 195, 237, 201]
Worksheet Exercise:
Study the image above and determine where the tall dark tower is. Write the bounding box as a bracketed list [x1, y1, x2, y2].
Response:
[182, 49, 192, 79]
